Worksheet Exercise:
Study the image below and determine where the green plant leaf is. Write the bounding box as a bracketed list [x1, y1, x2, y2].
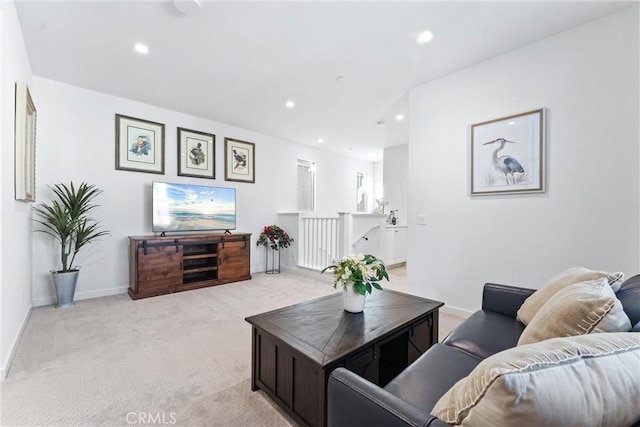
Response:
[32, 181, 109, 272]
[353, 282, 367, 295]
[320, 265, 337, 274]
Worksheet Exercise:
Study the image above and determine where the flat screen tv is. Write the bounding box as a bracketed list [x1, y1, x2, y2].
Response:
[152, 182, 236, 233]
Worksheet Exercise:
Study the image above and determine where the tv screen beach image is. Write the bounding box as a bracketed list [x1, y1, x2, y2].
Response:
[153, 182, 236, 232]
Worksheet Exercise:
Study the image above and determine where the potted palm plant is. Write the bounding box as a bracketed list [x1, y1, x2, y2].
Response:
[32, 182, 109, 308]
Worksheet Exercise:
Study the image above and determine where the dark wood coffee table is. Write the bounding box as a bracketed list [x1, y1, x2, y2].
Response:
[245, 289, 444, 427]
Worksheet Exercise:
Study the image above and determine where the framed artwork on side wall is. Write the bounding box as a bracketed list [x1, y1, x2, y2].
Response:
[14, 82, 37, 202]
[224, 137, 255, 183]
[470, 108, 545, 195]
[178, 128, 215, 179]
[115, 114, 165, 174]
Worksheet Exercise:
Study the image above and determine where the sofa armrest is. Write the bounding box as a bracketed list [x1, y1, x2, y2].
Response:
[481, 283, 535, 319]
[328, 368, 444, 427]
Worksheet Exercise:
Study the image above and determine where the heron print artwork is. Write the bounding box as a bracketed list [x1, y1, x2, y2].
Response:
[224, 137, 255, 183]
[470, 109, 545, 195]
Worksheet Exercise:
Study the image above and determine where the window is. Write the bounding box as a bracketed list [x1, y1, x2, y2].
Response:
[356, 172, 368, 212]
[297, 159, 315, 211]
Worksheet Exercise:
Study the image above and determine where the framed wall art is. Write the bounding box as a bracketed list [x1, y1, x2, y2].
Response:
[178, 127, 215, 179]
[470, 108, 545, 195]
[224, 137, 255, 183]
[115, 114, 165, 174]
[14, 82, 37, 202]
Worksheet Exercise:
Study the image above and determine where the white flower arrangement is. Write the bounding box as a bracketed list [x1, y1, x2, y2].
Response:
[374, 198, 389, 214]
[321, 253, 389, 296]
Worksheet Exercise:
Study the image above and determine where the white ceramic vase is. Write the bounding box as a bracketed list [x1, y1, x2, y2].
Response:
[343, 284, 366, 313]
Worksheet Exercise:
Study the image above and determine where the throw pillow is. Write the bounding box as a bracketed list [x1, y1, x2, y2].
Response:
[431, 333, 640, 427]
[517, 278, 631, 345]
[516, 267, 624, 325]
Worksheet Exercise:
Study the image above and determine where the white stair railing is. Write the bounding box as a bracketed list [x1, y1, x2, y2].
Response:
[300, 216, 340, 270]
[277, 212, 384, 272]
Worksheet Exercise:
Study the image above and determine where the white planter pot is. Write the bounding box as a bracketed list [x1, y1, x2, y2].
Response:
[343, 284, 366, 313]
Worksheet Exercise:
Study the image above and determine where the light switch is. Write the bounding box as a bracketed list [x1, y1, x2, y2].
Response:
[416, 214, 427, 225]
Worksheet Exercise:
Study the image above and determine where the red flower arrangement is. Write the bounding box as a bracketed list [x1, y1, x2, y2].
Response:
[256, 225, 294, 250]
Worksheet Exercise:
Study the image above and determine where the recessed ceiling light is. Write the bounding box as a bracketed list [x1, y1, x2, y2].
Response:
[395, 114, 405, 121]
[285, 100, 295, 109]
[173, 0, 202, 15]
[416, 31, 434, 45]
[317, 138, 324, 144]
[134, 43, 149, 54]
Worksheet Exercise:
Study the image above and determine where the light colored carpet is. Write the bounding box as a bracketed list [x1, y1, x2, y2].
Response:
[0, 266, 462, 427]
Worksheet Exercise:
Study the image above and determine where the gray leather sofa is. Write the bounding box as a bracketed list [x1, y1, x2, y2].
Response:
[328, 274, 640, 427]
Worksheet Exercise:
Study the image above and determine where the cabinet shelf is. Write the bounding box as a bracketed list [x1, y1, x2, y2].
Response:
[128, 233, 251, 300]
[183, 253, 217, 260]
[184, 270, 217, 284]
[183, 256, 217, 271]
[183, 243, 217, 257]
[183, 266, 218, 274]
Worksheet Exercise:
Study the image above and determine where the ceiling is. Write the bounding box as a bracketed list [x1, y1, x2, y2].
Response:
[14, 1, 634, 162]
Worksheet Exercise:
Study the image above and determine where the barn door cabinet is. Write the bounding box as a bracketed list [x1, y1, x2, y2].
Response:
[128, 232, 251, 300]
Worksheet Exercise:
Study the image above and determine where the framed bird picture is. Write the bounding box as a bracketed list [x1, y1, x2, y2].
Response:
[224, 137, 255, 183]
[178, 127, 215, 179]
[116, 114, 165, 174]
[470, 108, 545, 195]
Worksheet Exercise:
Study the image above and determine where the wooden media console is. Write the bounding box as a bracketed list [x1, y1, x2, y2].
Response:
[128, 232, 251, 300]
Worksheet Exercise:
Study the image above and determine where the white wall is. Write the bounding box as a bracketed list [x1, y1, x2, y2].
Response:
[31, 77, 374, 306]
[373, 160, 383, 203]
[1, 0, 34, 379]
[408, 6, 639, 313]
[383, 145, 408, 226]
[0, 4, 4, 381]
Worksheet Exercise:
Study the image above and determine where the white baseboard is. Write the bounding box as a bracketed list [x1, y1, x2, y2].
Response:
[286, 265, 333, 283]
[387, 262, 406, 269]
[1, 304, 33, 381]
[33, 286, 128, 307]
[441, 305, 473, 319]
[32, 295, 56, 307]
[76, 286, 128, 301]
